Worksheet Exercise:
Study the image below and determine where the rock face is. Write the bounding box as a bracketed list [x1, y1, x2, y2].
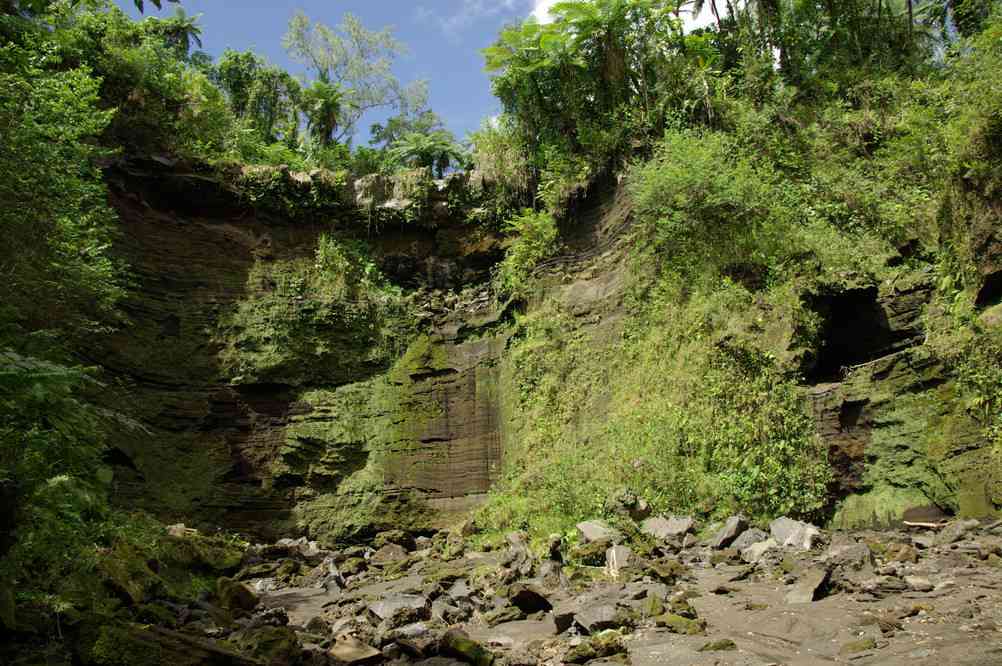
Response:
[94, 161, 999, 541]
[96, 162, 507, 541]
[805, 275, 1000, 526]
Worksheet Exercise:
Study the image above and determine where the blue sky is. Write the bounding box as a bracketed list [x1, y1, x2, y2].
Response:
[114, 1, 562, 143]
[117, 1, 713, 144]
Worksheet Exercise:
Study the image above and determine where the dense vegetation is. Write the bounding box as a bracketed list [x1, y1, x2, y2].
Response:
[477, 0, 1002, 541]
[1, 0, 1001, 658]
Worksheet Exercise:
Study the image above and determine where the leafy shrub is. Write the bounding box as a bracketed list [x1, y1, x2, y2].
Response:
[630, 129, 792, 279]
[493, 210, 560, 298]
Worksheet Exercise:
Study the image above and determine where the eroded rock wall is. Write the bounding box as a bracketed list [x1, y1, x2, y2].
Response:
[97, 162, 998, 543]
[96, 163, 507, 541]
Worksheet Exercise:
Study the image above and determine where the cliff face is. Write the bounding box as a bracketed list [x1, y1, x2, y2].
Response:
[95, 162, 509, 541]
[95, 162, 998, 543]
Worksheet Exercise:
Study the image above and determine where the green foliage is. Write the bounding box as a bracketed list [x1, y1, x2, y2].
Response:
[217, 236, 415, 386]
[493, 210, 560, 297]
[213, 48, 301, 147]
[630, 129, 791, 276]
[468, 116, 534, 220]
[479, 280, 833, 540]
[0, 37, 122, 336]
[387, 130, 468, 177]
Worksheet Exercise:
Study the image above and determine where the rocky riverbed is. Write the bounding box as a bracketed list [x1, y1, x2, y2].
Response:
[121, 513, 1002, 666]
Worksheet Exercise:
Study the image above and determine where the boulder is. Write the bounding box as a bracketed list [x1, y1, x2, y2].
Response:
[935, 519, 980, 546]
[741, 538, 778, 564]
[368, 594, 429, 622]
[373, 529, 416, 550]
[606, 489, 652, 521]
[770, 517, 822, 551]
[656, 613, 706, 635]
[508, 584, 551, 613]
[904, 576, 934, 592]
[785, 567, 830, 604]
[825, 542, 875, 571]
[576, 520, 623, 544]
[731, 528, 769, 551]
[217, 578, 259, 613]
[371, 543, 409, 565]
[502, 532, 534, 577]
[640, 516, 694, 540]
[574, 603, 635, 633]
[605, 545, 636, 578]
[709, 516, 747, 549]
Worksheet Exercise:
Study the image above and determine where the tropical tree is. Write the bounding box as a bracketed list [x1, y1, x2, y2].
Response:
[282, 11, 424, 141]
[388, 130, 468, 177]
[149, 6, 202, 58]
[301, 79, 346, 148]
[484, 0, 686, 156]
[214, 49, 302, 144]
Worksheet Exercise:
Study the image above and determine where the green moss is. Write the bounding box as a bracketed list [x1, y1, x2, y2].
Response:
[87, 624, 163, 666]
[231, 626, 301, 663]
[215, 245, 414, 387]
[96, 542, 162, 606]
[276, 333, 462, 543]
[656, 613, 706, 635]
[832, 487, 931, 529]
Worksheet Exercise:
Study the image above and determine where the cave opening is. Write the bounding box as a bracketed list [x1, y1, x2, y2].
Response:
[805, 287, 892, 383]
[975, 270, 1002, 309]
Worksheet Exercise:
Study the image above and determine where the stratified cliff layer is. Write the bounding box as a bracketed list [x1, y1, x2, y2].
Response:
[94, 160, 999, 545]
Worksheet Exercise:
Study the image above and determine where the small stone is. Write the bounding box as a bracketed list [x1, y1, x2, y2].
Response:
[576, 520, 623, 544]
[904, 576, 934, 592]
[770, 517, 822, 551]
[785, 567, 830, 604]
[329, 636, 382, 664]
[840, 638, 877, 655]
[710, 516, 747, 549]
[641, 516, 695, 540]
[698, 638, 737, 652]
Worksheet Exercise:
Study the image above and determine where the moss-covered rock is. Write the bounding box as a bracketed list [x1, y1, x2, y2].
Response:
[216, 578, 259, 613]
[564, 630, 627, 663]
[231, 625, 301, 664]
[656, 613, 706, 635]
[440, 628, 494, 666]
[96, 542, 162, 606]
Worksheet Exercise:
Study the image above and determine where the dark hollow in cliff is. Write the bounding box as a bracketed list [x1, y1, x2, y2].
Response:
[806, 288, 893, 383]
[975, 270, 1002, 309]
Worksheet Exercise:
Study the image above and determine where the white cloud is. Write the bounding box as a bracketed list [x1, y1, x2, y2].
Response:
[417, 0, 524, 38]
[531, 0, 560, 23]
